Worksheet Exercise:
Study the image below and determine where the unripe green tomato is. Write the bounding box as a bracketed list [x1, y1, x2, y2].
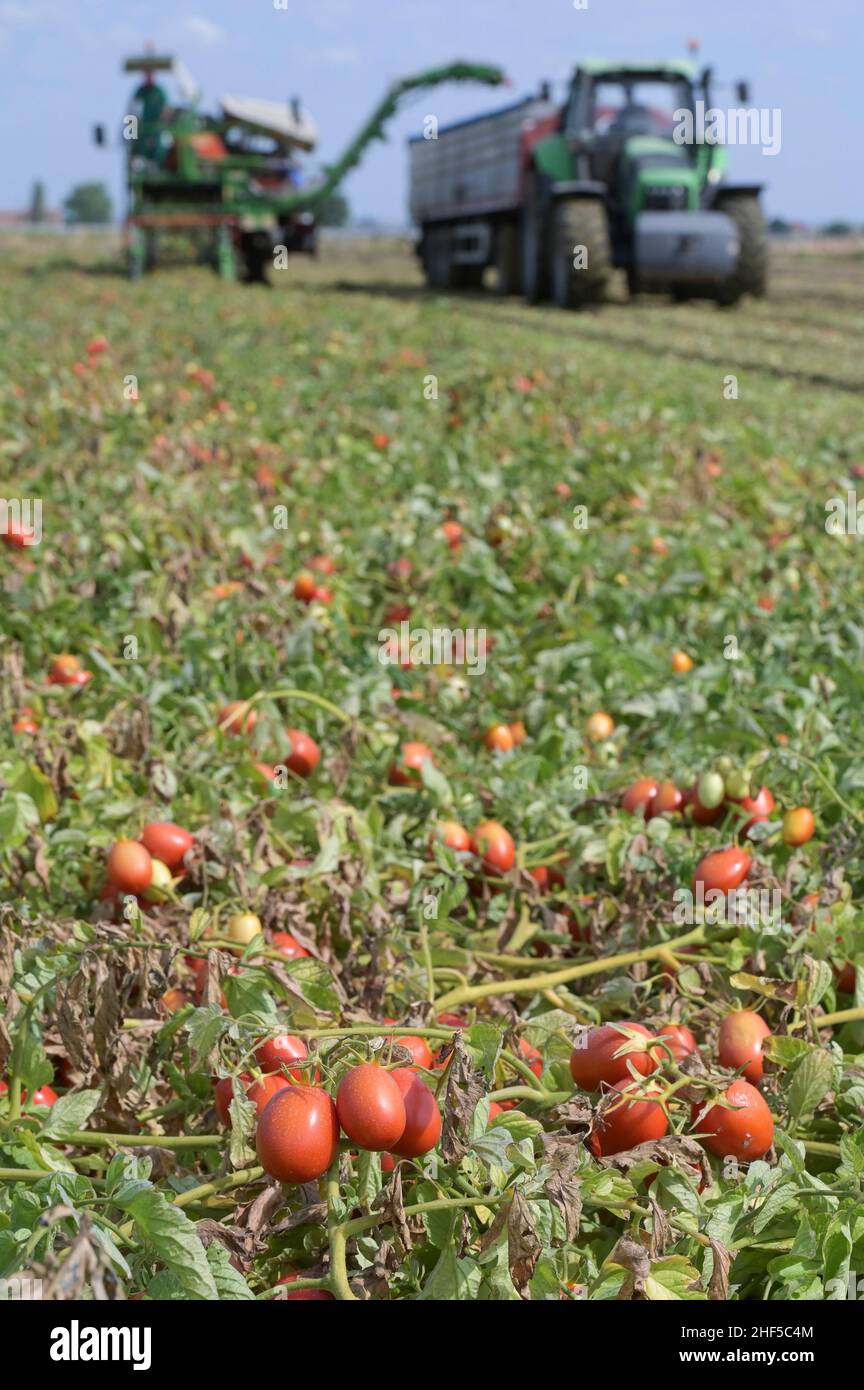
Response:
[716, 755, 733, 777]
[141, 859, 173, 903]
[595, 740, 618, 767]
[697, 770, 726, 809]
[725, 769, 750, 800]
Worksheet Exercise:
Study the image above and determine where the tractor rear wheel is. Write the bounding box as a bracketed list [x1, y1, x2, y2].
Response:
[715, 195, 768, 305]
[522, 172, 550, 303]
[551, 197, 611, 308]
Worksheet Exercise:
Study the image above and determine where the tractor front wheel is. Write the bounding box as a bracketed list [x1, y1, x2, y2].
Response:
[551, 197, 611, 309]
[715, 194, 768, 305]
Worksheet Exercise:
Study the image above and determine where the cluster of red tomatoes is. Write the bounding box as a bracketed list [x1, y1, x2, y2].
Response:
[215, 1037, 443, 1186]
[569, 1012, 774, 1162]
[103, 821, 194, 905]
[621, 767, 815, 847]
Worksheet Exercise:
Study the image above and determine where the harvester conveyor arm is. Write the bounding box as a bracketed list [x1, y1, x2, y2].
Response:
[277, 60, 508, 213]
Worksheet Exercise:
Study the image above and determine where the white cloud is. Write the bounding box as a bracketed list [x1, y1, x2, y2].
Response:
[182, 15, 226, 46]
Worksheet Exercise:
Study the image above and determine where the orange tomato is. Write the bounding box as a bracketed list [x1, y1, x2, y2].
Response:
[470, 820, 515, 874]
[693, 847, 751, 896]
[284, 729, 320, 778]
[433, 820, 471, 852]
[586, 711, 614, 742]
[106, 839, 153, 894]
[217, 701, 256, 735]
[293, 571, 318, 602]
[484, 722, 515, 752]
[782, 807, 815, 846]
[621, 778, 659, 817]
[388, 741, 434, 786]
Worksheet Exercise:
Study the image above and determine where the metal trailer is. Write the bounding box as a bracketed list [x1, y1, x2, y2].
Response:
[409, 93, 557, 293]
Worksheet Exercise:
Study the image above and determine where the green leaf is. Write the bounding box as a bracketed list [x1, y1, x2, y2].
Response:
[417, 1245, 483, 1300]
[206, 1241, 255, 1299]
[787, 1048, 834, 1127]
[114, 1186, 219, 1300]
[11, 765, 58, 822]
[186, 1005, 230, 1067]
[0, 792, 40, 847]
[228, 1090, 256, 1169]
[223, 969, 279, 1022]
[10, 1029, 53, 1093]
[762, 1034, 814, 1068]
[14, 1128, 76, 1174]
[420, 757, 453, 808]
[466, 1021, 503, 1076]
[281, 957, 340, 1015]
[644, 1255, 706, 1301]
[40, 1089, 101, 1139]
[356, 1150, 381, 1208]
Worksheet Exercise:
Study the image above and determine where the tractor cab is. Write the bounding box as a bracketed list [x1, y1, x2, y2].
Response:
[560, 61, 720, 219]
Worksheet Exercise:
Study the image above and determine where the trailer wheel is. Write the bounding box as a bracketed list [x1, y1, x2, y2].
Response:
[423, 226, 455, 290]
[714, 194, 768, 305]
[495, 222, 522, 296]
[551, 197, 611, 309]
[522, 172, 550, 303]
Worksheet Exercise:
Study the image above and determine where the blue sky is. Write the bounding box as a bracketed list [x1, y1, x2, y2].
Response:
[0, 0, 858, 222]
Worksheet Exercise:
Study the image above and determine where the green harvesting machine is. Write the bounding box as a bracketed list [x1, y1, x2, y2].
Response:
[95, 53, 507, 281]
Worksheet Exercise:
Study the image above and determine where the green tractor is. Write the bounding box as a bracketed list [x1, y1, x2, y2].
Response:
[410, 58, 768, 307]
[95, 53, 508, 282]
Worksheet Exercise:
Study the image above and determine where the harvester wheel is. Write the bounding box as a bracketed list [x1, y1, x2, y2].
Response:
[715, 194, 768, 305]
[495, 221, 522, 296]
[522, 172, 550, 304]
[551, 197, 610, 309]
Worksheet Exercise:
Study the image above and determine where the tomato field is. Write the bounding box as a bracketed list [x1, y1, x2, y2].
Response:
[1, 231, 864, 1303]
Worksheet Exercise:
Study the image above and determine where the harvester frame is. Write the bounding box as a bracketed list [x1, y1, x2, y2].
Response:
[97, 55, 508, 282]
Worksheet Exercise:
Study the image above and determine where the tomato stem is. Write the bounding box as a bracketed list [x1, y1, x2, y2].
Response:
[61, 1130, 224, 1149]
[433, 925, 706, 1011]
[811, 1006, 864, 1029]
[325, 1161, 358, 1301]
[173, 1165, 263, 1209]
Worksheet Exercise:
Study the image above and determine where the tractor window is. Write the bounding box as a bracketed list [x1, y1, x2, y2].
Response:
[590, 81, 691, 139]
